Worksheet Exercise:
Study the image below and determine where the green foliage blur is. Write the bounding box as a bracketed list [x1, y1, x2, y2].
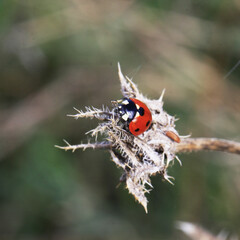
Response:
[0, 0, 239, 239]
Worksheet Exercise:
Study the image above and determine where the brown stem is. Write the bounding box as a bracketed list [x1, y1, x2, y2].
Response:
[176, 138, 240, 155]
[56, 138, 240, 156]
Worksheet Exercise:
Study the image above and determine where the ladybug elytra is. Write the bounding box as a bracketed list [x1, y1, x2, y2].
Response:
[117, 98, 152, 136]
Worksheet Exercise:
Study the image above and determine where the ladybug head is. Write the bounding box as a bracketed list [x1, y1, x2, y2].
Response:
[116, 98, 137, 123]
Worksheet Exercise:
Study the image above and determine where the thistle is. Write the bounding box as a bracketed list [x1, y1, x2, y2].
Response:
[56, 63, 183, 213]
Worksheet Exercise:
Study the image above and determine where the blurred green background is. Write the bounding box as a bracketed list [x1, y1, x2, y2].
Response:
[0, 0, 240, 239]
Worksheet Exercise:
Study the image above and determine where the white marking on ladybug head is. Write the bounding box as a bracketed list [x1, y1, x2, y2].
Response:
[121, 113, 129, 121]
[136, 104, 140, 109]
[122, 100, 129, 105]
[135, 112, 140, 118]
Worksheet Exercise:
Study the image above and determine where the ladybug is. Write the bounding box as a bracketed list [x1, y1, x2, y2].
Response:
[117, 98, 152, 136]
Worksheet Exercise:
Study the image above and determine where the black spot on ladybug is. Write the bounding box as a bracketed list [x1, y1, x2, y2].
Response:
[138, 107, 145, 116]
[135, 128, 140, 132]
[146, 120, 150, 127]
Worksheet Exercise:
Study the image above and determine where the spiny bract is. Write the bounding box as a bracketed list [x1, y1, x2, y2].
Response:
[56, 63, 183, 213]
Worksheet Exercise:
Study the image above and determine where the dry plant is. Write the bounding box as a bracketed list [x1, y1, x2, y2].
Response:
[56, 64, 240, 213]
[176, 221, 238, 240]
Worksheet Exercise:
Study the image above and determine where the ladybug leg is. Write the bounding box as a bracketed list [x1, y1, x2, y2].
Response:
[147, 122, 154, 131]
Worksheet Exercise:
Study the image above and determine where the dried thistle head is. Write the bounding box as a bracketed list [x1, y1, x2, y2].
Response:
[56, 63, 183, 213]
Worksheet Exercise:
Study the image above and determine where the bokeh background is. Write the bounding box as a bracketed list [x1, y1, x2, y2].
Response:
[0, 0, 240, 239]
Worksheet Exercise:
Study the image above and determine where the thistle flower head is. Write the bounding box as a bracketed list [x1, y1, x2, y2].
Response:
[56, 63, 183, 213]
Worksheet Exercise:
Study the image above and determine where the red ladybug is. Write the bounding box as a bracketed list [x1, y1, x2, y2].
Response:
[117, 98, 152, 136]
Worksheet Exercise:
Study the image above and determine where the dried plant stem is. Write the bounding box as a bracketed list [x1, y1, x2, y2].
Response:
[55, 140, 111, 152]
[56, 138, 240, 155]
[176, 138, 240, 155]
